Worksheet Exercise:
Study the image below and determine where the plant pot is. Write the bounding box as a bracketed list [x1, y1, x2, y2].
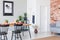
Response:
[34, 29, 38, 34]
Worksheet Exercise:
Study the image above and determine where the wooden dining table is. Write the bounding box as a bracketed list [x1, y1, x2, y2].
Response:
[1, 22, 31, 28]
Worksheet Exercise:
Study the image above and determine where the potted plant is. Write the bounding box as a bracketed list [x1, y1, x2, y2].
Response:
[3, 19, 8, 25]
[16, 19, 19, 23]
[24, 12, 27, 17]
[33, 25, 38, 34]
[21, 18, 24, 23]
[5, 19, 8, 23]
[19, 16, 22, 21]
[24, 13, 27, 23]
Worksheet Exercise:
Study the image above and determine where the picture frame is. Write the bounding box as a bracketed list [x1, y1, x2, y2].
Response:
[3, 1, 14, 16]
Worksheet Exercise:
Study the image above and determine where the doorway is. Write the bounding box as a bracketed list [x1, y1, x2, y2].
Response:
[40, 6, 50, 33]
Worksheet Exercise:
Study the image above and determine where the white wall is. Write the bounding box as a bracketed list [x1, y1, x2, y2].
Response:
[27, 0, 50, 32]
[0, 0, 27, 23]
[27, 0, 36, 24]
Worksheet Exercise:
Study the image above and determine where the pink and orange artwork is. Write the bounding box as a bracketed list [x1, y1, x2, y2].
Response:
[50, 0, 60, 23]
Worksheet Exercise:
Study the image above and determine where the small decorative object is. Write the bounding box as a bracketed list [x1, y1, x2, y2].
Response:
[19, 16, 22, 21]
[32, 15, 35, 24]
[24, 12, 27, 23]
[24, 13, 27, 17]
[3, 19, 8, 25]
[3, 1, 14, 16]
[24, 13, 27, 20]
[34, 25, 38, 34]
[18, 16, 24, 24]
[5, 19, 8, 23]
[16, 19, 19, 23]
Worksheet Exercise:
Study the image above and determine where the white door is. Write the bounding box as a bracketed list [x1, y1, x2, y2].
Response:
[40, 6, 49, 32]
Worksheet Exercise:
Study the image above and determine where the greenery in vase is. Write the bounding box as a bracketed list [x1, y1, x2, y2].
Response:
[16, 19, 19, 23]
[21, 18, 24, 23]
[24, 13, 27, 17]
[19, 16, 22, 21]
[18, 12, 27, 23]
[5, 19, 8, 23]
[24, 13, 27, 21]
[18, 15, 24, 22]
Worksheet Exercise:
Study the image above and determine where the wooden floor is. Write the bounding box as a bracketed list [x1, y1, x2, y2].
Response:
[33, 36, 60, 40]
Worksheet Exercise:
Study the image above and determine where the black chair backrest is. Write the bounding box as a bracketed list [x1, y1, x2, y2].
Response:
[0, 24, 9, 32]
[0, 24, 9, 27]
[14, 24, 23, 26]
[14, 24, 23, 30]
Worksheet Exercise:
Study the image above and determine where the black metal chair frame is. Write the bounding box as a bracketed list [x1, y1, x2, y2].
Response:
[11, 24, 22, 40]
[0, 24, 9, 40]
[21, 25, 31, 38]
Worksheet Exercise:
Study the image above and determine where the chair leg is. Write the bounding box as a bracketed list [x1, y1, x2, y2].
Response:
[6, 35, 8, 40]
[29, 30, 31, 38]
[15, 34, 16, 40]
[22, 32, 24, 36]
[4, 35, 5, 40]
[19, 33, 22, 40]
[11, 32, 13, 40]
[0, 35, 2, 40]
[17, 33, 19, 39]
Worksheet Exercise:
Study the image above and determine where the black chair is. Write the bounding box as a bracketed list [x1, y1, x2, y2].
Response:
[21, 25, 31, 38]
[11, 24, 22, 40]
[0, 24, 9, 40]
